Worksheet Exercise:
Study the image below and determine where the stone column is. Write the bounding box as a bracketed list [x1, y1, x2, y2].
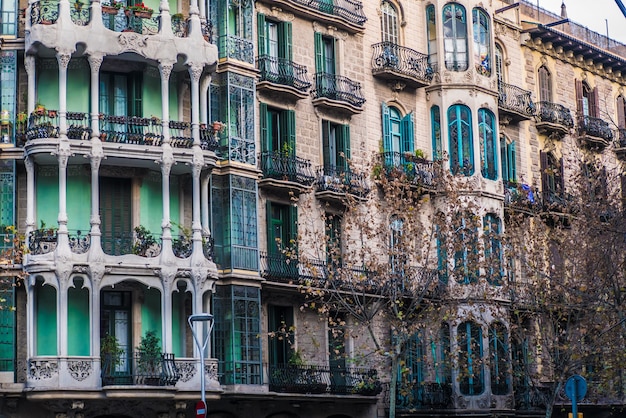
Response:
[88, 55, 103, 140]
[159, 62, 173, 145]
[57, 52, 71, 137]
[24, 55, 36, 115]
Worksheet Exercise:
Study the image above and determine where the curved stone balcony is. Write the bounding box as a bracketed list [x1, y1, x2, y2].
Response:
[27, 0, 217, 66]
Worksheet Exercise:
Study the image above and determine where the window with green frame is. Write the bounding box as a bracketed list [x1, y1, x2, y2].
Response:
[1, 52, 17, 144]
[500, 135, 516, 184]
[266, 201, 297, 255]
[489, 322, 510, 395]
[452, 212, 479, 284]
[436, 223, 448, 284]
[426, 4, 438, 67]
[478, 108, 497, 180]
[257, 14, 293, 83]
[382, 103, 414, 165]
[213, 285, 262, 385]
[99, 72, 142, 117]
[448, 104, 473, 175]
[0, 278, 15, 371]
[259, 104, 295, 155]
[442, 3, 468, 71]
[458, 321, 484, 396]
[472, 8, 491, 76]
[268, 305, 294, 366]
[0, 0, 17, 35]
[431, 105, 442, 160]
[398, 332, 424, 400]
[325, 213, 342, 265]
[314, 32, 336, 97]
[483, 214, 502, 285]
[322, 120, 350, 172]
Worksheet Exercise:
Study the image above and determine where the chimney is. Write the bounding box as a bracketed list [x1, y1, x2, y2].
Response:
[561, 1, 568, 19]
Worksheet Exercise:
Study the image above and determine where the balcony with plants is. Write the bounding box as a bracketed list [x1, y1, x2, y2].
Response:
[372, 151, 437, 193]
[267, 0, 366, 34]
[256, 55, 311, 100]
[313, 73, 365, 115]
[535, 101, 573, 138]
[259, 150, 316, 196]
[504, 182, 541, 216]
[371, 42, 433, 89]
[577, 114, 613, 149]
[497, 81, 535, 123]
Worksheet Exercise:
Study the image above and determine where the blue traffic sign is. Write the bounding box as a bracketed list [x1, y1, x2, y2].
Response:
[565, 374, 587, 402]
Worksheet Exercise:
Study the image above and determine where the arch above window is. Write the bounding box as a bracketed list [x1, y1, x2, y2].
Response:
[478, 108, 497, 180]
[443, 3, 468, 71]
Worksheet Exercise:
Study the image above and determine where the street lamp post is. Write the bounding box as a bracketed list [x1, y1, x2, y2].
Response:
[188, 313, 214, 417]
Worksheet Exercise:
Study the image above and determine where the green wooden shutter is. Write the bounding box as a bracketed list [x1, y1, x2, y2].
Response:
[288, 204, 298, 249]
[322, 121, 330, 170]
[266, 200, 275, 253]
[510, 141, 517, 182]
[279, 21, 292, 61]
[382, 103, 391, 153]
[286, 110, 296, 156]
[259, 102, 268, 152]
[314, 32, 323, 73]
[257, 13, 266, 57]
[130, 72, 142, 117]
[401, 112, 415, 153]
[340, 124, 351, 169]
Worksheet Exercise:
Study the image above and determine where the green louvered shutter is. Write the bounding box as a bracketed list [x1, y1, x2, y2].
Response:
[279, 21, 292, 61]
[339, 124, 351, 170]
[266, 200, 276, 253]
[382, 103, 391, 153]
[314, 32, 323, 73]
[286, 110, 296, 157]
[401, 112, 415, 154]
[257, 13, 266, 57]
[259, 103, 268, 152]
[288, 204, 298, 250]
[322, 121, 331, 170]
[510, 141, 517, 182]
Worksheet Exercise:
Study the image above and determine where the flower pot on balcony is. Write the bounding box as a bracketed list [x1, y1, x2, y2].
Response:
[126, 9, 152, 18]
[102, 5, 119, 14]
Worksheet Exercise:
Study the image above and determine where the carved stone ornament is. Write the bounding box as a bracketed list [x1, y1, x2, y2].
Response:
[68, 360, 92, 381]
[29, 359, 59, 380]
[176, 361, 197, 382]
[118, 33, 149, 53]
[205, 360, 218, 380]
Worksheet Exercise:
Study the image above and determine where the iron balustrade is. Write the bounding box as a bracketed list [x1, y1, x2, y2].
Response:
[259, 151, 316, 185]
[536, 101, 574, 128]
[218, 35, 254, 64]
[257, 55, 311, 92]
[260, 252, 300, 282]
[30, 0, 59, 25]
[70, 1, 91, 25]
[371, 42, 433, 84]
[578, 114, 613, 142]
[498, 81, 535, 118]
[101, 352, 180, 386]
[200, 125, 220, 151]
[172, 234, 192, 258]
[99, 115, 163, 145]
[67, 111, 91, 140]
[395, 381, 452, 409]
[69, 229, 91, 254]
[101, 231, 162, 257]
[101, 9, 159, 34]
[28, 228, 58, 255]
[171, 17, 188, 37]
[268, 364, 381, 395]
[316, 165, 370, 197]
[504, 182, 540, 214]
[287, 0, 366, 26]
[26, 110, 60, 140]
[200, 18, 212, 42]
[314, 73, 365, 108]
[378, 152, 436, 188]
[168, 120, 193, 148]
[202, 236, 215, 260]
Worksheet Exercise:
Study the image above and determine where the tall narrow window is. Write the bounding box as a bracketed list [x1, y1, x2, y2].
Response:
[538, 66, 552, 103]
[494, 44, 504, 83]
[472, 8, 491, 76]
[478, 108, 497, 180]
[453, 212, 479, 284]
[400, 332, 424, 395]
[483, 214, 502, 285]
[433, 323, 451, 384]
[100, 177, 132, 256]
[443, 3, 468, 71]
[390, 215, 405, 273]
[99, 72, 143, 117]
[268, 305, 294, 367]
[617, 95, 626, 130]
[325, 213, 342, 265]
[500, 135, 516, 184]
[431, 106, 442, 160]
[381, 1, 399, 44]
[575, 79, 598, 118]
[426, 5, 438, 68]
[0, 0, 17, 35]
[489, 322, 510, 395]
[259, 104, 295, 155]
[436, 223, 448, 284]
[266, 202, 297, 254]
[458, 321, 484, 396]
[540, 151, 564, 204]
[257, 15, 293, 83]
[448, 104, 473, 175]
[314, 33, 337, 99]
[322, 120, 350, 172]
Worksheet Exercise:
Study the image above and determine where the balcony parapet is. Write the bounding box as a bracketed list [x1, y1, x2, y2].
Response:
[101, 352, 180, 387]
[268, 0, 366, 34]
[498, 81, 535, 122]
[257, 55, 311, 100]
[315, 165, 369, 202]
[371, 42, 433, 89]
[217, 34, 254, 64]
[535, 101, 573, 137]
[504, 182, 541, 216]
[577, 114, 613, 148]
[395, 381, 452, 410]
[259, 151, 315, 194]
[313, 73, 365, 115]
[374, 152, 437, 191]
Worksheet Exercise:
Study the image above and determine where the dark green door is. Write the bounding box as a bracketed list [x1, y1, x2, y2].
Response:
[101, 291, 132, 383]
[100, 177, 132, 255]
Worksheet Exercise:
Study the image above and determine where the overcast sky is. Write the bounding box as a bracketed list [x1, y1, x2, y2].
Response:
[529, 0, 626, 44]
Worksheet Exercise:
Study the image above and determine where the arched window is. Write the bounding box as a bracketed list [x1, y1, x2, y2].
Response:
[431, 105, 442, 160]
[483, 214, 502, 285]
[478, 108, 497, 180]
[426, 4, 438, 67]
[616, 95, 626, 129]
[472, 8, 491, 76]
[500, 135, 516, 184]
[443, 3, 468, 71]
[390, 215, 405, 273]
[452, 212, 479, 284]
[494, 44, 504, 83]
[540, 151, 563, 203]
[575, 79, 598, 118]
[382, 103, 414, 166]
[448, 104, 473, 175]
[381, 1, 399, 44]
[458, 321, 484, 396]
[538, 65, 552, 103]
[489, 322, 510, 395]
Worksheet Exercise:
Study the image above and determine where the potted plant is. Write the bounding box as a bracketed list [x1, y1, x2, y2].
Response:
[102, 0, 123, 14]
[132, 225, 158, 256]
[171, 12, 184, 21]
[136, 330, 162, 385]
[211, 120, 225, 134]
[100, 334, 123, 385]
[126, 2, 153, 18]
[34, 102, 46, 116]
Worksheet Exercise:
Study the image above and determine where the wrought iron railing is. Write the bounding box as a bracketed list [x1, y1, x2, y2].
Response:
[200, 125, 220, 151]
[542, 189, 574, 214]
[202, 235, 215, 260]
[287, 0, 366, 26]
[313, 73, 365, 108]
[101, 231, 162, 257]
[26, 109, 60, 140]
[498, 81, 535, 118]
[618, 128, 626, 147]
[172, 234, 192, 258]
[315, 165, 370, 197]
[101, 352, 180, 386]
[200, 18, 212, 42]
[70, 1, 91, 25]
[69, 229, 91, 254]
[371, 42, 433, 84]
[30, 0, 59, 25]
[577, 115, 613, 142]
[257, 55, 311, 92]
[396, 381, 452, 409]
[504, 182, 541, 214]
[268, 364, 380, 395]
[514, 385, 550, 410]
[377, 152, 436, 188]
[536, 101, 574, 129]
[171, 17, 188, 37]
[259, 151, 316, 185]
[67, 111, 92, 140]
[260, 252, 300, 281]
[218, 34, 254, 64]
[28, 228, 58, 255]
[101, 9, 159, 34]
[99, 115, 163, 145]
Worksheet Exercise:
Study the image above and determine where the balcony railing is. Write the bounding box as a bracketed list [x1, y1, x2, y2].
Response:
[371, 42, 433, 86]
[101, 8, 159, 35]
[315, 165, 369, 197]
[268, 364, 381, 395]
[536, 101, 573, 130]
[618, 128, 626, 147]
[257, 55, 311, 92]
[69, 229, 91, 254]
[504, 182, 541, 215]
[377, 152, 436, 189]
[99, 115, 163, 146]
[313, 73, 365, 108]
[287, 0, 366, 26]
[396, 382, 452, 410]
[101, 230, 162, 257]
[101, 352, 180, 386]
[218, 34, 254, 64]
[28, 228, 58, 255]
[70, 1, 91, 25]
[259, 151, 315, 186]
[498, 81, 535, 119]
[260, 252, 300, 282]
[30, 0, 59, 25]
[578, 115, 613, 144]
[26, 110, 60, 140]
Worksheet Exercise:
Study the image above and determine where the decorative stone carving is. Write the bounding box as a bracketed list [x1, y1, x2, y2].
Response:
[29, 359, 59, 380]
[205, 360, 218, 380]
[68, 360, 92, 381]
[118, 33, 149, 53]
[176, 361, 197, 382]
